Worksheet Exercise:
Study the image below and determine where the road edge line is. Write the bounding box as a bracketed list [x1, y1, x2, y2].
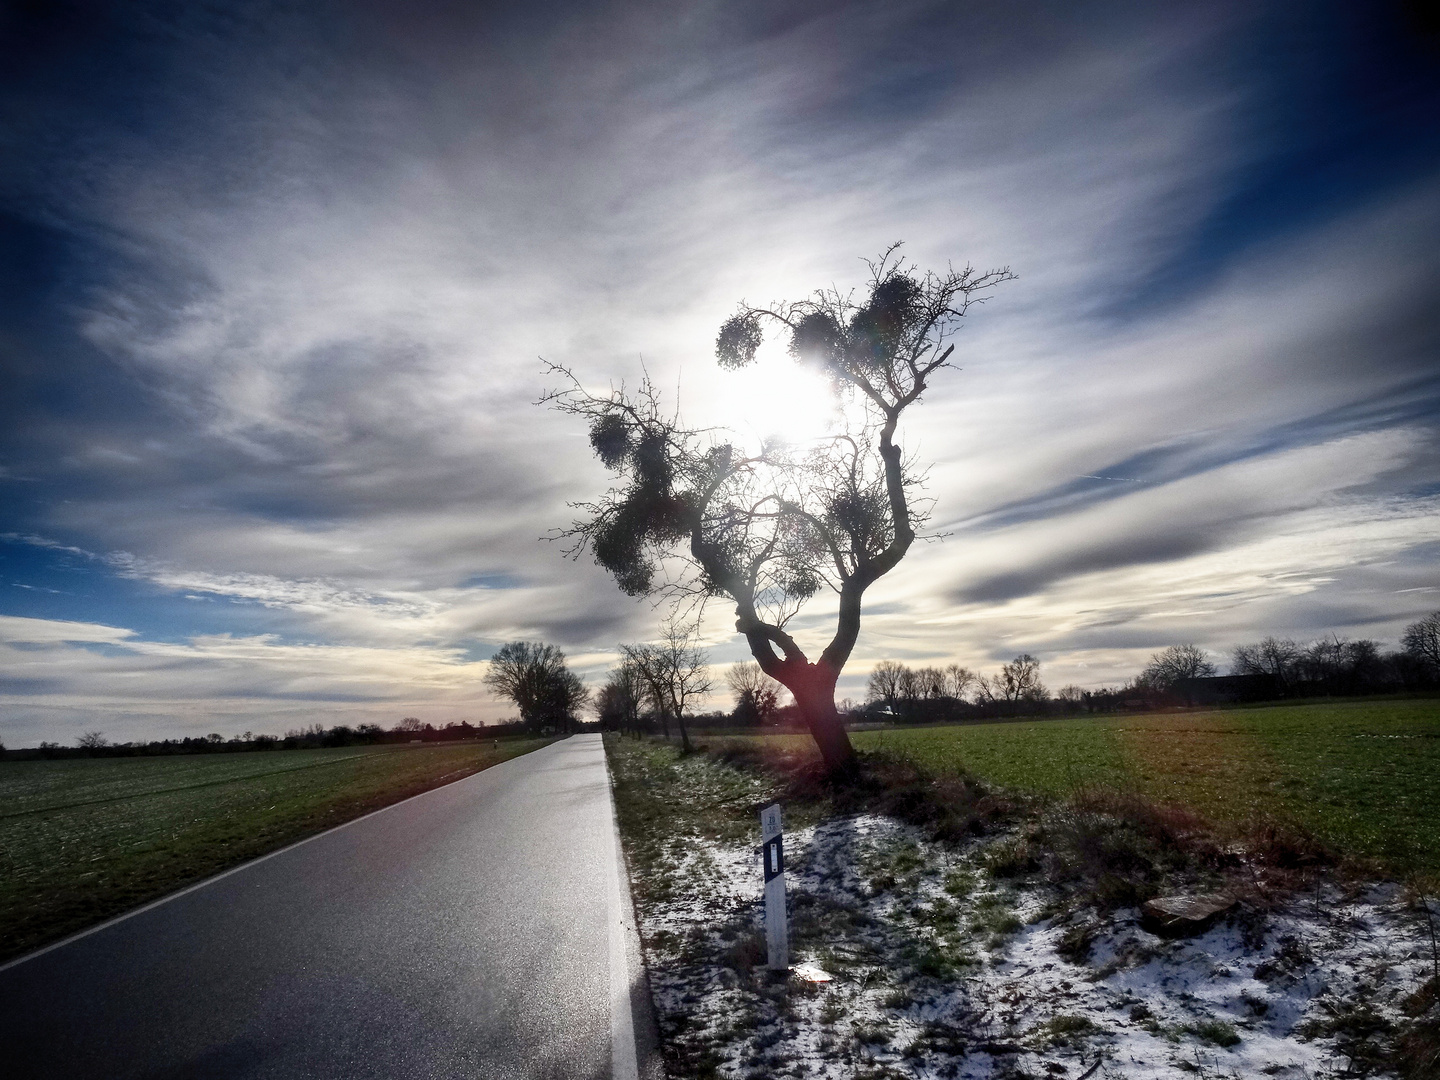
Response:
[603, 736, 664, 1080]
[0, 739, 557, 974]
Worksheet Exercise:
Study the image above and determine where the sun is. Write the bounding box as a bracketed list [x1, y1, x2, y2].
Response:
[712, 337, 845, 446]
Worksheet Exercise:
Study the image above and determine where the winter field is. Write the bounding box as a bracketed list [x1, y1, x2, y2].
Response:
[738, 698, 1440, 877]
[0, 738, 552, 963]
[606, 703, 1440, 1079]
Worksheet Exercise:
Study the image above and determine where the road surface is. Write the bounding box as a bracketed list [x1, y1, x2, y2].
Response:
[0, 734, 656, 1079]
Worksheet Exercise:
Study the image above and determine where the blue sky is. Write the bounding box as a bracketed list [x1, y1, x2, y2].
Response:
[2, 0, 1438, 744]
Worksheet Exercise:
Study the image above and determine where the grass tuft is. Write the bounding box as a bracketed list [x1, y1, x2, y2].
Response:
[1187, 1019, 1241, 1048]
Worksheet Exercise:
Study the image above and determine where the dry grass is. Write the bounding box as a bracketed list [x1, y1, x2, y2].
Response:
[702, 736, 1331, 921]
[704, 738, 1012, 844]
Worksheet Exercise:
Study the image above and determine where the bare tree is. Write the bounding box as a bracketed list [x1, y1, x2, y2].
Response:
[866, 660, 907, 710]
[483, 642, 589, 734]
[1402, 611, 1440, 674]
[727, 660, 782, 726]
[624, 621, 713, 753]
[75, 731, 108, 750]
[396, 716, 425, 732]
[1139, 644, 1217, 689]
[915, 665, 950, 700]
[1231, 636, 1301, 689]
[596, 660, 645, 735]
[1293, 636, 1385, 691]
[547, 247, 1013, 772]
[977, 654, 1046, 704]
[943, 662, 977, 701]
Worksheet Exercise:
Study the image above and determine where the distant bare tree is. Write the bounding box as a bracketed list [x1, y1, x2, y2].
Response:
[867, 660, 907, 709]
[624, 621, 713, 752]
[1139, 644, 1217, 689]
[596, 659, 645, 735]
[977, 654, 1047, 703]
[1294, 636, 1385, 691]
[1402, 611, 1440, 674]
[910, 665, 946, 700]
[895, 665, 922, 702]
[1231, 637, 1301, 688]
[396, 716, 425, 732]
[726, 659, 776, 700]
[943, 663, 977, 701]
[1299, 636, 1345, 683]
[727, 661, 782, 726]
[483, 642, 589, 734]
[75, 731, 108, 750]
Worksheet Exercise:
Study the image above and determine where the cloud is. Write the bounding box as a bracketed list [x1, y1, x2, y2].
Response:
[0, 616, 137, 645]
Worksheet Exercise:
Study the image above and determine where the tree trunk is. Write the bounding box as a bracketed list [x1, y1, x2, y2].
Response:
[739, 612, 857, 774]
[785, 663, 856, 774]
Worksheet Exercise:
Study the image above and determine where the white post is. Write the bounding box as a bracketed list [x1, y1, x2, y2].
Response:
[760, 802, 788, 971]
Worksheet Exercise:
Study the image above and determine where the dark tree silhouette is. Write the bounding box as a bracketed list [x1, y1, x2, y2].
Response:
[866, 660, 907, 711]
[1402, 611, 1440, 674]
[596, 660, 645, 735]
[482, 641, 588, 733]
[976, 654, 1047, 703]
[1139, 643, 1218, 689]
[1231, 636, 1302, 688]
[868, 659, 975, 709]
[546, 246, 1013, 772]
[727, 660, 782, 726]
[622, 621, 712, 753]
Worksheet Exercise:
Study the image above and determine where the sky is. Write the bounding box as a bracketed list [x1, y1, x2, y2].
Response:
[1, 0, 1438, 746]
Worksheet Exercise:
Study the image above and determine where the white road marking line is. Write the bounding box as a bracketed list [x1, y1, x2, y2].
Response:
[606, 771, 640, 1080]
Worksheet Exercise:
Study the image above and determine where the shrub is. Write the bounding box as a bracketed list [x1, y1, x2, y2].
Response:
[1188, 1019, 1240, 1048]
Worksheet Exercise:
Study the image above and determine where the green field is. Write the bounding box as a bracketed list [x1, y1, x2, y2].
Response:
[711, 698, 1440, 878]
[0, 738, 552, 963]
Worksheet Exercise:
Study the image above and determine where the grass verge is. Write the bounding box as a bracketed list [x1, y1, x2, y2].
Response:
[0, 737, 552, 962]
[608, 730, 1440, 1079]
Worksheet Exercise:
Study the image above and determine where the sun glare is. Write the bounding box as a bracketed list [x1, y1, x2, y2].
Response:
[713, 338, 846, 446]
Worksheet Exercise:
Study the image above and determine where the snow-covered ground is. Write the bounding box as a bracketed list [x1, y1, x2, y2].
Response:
[635, 813, 1438, 1079]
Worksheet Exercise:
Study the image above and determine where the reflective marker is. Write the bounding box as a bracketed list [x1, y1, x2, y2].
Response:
[760, 803, 788, 970]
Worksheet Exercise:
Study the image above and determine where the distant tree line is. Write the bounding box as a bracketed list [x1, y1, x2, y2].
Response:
[855, 654, 1066, 723]
[1063, 612, 1439, 715]
[1109, 613, 1440, 707]
[3, 716, 535, 761]
[849, 611, 1440, 725]
[13, 611, 1434, 759]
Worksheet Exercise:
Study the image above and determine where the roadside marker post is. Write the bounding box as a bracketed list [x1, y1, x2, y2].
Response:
[760, 803, 788, 971]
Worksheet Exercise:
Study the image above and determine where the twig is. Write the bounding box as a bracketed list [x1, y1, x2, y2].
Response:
[1421, 893, 1440, 980]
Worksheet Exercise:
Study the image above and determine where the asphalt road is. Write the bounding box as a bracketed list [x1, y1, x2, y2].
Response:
[0, 734, 655, 1080]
